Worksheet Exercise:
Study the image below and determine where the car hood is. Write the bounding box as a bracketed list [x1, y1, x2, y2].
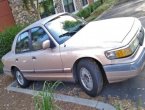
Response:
[64, 17, 135, 49]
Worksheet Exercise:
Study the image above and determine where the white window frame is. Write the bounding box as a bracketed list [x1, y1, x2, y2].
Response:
[81, 0, 89, 7]
[61, 0, 76, 13]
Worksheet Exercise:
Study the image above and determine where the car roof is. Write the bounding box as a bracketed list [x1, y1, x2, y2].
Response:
[19, 12, 68, 34]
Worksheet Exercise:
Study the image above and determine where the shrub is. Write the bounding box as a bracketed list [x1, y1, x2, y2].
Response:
[76, 0, 102, 19]
[0, 25, 25, 58]
[93, 0, 102, 10]
[0, 61, 3, 74]
[77, 6, 91, 19]
[89, 4, 95, 13]
[63, 20, 81, 31]
[34, 81, 62, 110]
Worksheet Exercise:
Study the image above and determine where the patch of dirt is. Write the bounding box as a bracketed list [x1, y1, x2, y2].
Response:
[0, 75, 34, 110]
[0, 75, 97, 110]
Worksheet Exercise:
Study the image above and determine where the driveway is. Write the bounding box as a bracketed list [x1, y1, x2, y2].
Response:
[99, 0, 145, 20]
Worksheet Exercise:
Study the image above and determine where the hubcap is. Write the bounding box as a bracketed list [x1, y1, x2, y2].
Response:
[80, 67, 93, 91]
[16, 71, 24, 85]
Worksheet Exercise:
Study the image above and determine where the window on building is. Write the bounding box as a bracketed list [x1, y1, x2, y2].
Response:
[82, 0, 88, 6]
[63, 0, 75, 13]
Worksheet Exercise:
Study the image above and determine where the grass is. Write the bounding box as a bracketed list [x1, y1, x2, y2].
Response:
[115, 104, 143, 110]
[86, 0, 118, 22]
[113, 97, 143, 110]
[137, 97, 142, 110]
[34, 81, 62, 110]
[115, 104, 124, 110]
[0, 61, 3, 74]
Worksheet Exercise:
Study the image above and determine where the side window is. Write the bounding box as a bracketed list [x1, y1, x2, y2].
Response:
[31, 27, 49, 51]
[16, 32, 30, 53]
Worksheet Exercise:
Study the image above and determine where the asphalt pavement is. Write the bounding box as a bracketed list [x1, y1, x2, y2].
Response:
[99, 0, 145, 20]
[98, 0, 145, 106]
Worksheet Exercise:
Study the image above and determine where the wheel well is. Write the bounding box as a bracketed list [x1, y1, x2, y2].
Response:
[11, 66, 17, 76]
[72, 57, 108, 84]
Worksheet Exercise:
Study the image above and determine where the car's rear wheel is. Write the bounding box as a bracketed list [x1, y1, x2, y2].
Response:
[77, 59, 103, 97]
[14, 68, 30, 88]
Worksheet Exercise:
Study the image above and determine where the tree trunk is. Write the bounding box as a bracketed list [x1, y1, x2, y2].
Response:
[29, 0, 41, 19]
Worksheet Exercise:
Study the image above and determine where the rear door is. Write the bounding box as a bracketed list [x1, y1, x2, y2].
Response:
[14, 31, 34, 73]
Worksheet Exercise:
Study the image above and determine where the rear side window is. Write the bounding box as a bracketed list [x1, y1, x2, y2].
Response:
[31, 27, 49, 51]
[15, 32, 30, 53]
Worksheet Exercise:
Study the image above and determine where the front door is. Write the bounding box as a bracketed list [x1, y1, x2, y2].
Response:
[29, 27, 63, 80]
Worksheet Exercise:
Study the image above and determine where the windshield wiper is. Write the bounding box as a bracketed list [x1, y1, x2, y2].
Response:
[78, 23, 85, 28]
[74, 23, 85, 32]
[59, 31, 76, 38]
[59, 24, 85, 38]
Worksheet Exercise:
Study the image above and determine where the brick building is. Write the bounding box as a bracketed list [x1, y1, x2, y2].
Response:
[54, 0, 97, 13]
[0, 0, 97, 31]
[0, 0, 15, 31]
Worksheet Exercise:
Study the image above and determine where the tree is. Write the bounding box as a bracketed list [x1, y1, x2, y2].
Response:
[41, 0, 55, 17]
[22, 0, 55, 19]
[22, 0, 41, 19]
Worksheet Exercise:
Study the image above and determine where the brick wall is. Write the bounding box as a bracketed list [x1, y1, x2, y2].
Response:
[0, 0, 15, 31]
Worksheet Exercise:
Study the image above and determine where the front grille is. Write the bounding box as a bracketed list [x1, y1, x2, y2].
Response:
[138, 27, 144, 46]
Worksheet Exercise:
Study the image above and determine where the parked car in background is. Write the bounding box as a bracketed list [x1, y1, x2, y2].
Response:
[2, 13, 145, 96]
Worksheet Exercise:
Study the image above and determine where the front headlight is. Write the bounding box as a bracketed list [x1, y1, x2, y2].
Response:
[105, 38, 139, 60]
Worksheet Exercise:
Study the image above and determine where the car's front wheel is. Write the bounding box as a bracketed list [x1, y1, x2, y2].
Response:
[77, 59, 103, 97]
[14, 68, 30, 88]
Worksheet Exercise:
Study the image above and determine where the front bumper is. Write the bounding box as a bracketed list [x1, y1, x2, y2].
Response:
[104, 48, 145, 83]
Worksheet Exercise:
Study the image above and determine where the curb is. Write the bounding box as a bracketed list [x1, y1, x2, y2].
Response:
[7, 81, 116, 110]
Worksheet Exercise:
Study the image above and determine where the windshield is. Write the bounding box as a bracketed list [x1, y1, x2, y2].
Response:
[45, 14, 86, 44]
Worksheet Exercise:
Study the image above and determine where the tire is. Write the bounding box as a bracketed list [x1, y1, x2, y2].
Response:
[77, 59, 103, 97]
[13, 68, 30, 88]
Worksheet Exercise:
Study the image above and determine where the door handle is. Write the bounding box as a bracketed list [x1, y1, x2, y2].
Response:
[32, 56, 36, 60]
[15, 58, 18, 62]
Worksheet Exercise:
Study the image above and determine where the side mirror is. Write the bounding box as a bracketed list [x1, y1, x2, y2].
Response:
[42, 40, 50, 49]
